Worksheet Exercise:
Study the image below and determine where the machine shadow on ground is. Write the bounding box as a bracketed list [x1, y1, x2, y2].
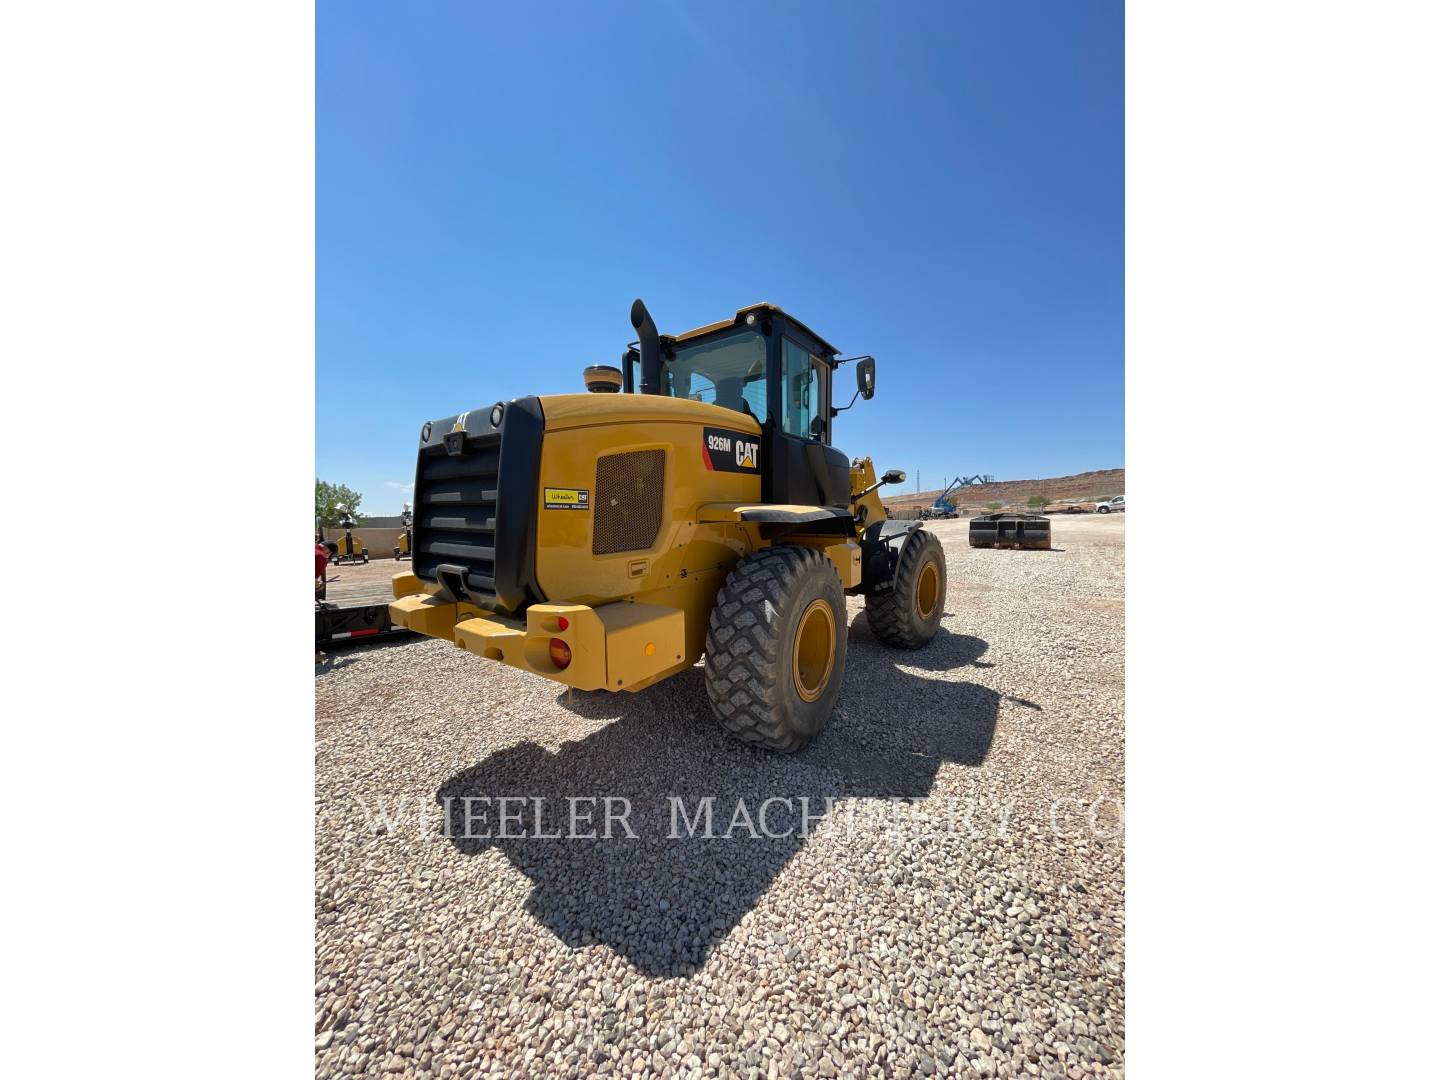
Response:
[435, 626, 999, 977]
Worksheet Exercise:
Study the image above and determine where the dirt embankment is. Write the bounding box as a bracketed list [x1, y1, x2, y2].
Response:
[884, 467, 1125, 512]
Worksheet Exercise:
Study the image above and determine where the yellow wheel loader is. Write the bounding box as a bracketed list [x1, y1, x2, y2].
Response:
[390, 300, 947, 751]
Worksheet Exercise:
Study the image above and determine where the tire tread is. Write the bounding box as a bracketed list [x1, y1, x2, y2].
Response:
[704, 545, 836, 752]
[865, 529, 945, 649]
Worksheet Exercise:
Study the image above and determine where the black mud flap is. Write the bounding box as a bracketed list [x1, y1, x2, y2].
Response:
[859, 519, 921, 593]
[968, 513, 1052, 550]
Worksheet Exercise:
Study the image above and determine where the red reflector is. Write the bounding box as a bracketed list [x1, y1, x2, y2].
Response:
[557, 616, 570, 631]
[549, 638, 572, 669]
[351, 628, 380, 637]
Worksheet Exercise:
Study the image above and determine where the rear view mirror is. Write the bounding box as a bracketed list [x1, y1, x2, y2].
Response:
[831, 355, 878, 418]
[881, 469, 905, 485]
[856, 356, 876, 400]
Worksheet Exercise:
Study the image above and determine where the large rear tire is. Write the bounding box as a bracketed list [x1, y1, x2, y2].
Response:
[865, 528, 946, 649]
[704, 545, 847, 753]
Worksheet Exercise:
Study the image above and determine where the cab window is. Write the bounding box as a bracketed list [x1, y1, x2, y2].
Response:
[782, 337, 823, 439]
[662, 329, 768, 422]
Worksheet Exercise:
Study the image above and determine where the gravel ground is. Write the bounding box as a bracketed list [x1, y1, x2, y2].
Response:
[316, 514, 1125, 1078]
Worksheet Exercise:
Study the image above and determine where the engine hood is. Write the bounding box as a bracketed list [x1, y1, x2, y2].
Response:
[538, 393, 762, 435]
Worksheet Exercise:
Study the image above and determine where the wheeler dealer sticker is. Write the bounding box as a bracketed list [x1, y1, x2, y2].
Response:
[701, 427, 761, 473]
[544, 487, 590, 510]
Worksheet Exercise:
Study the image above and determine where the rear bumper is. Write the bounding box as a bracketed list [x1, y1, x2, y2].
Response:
[389, 573, 685, 692]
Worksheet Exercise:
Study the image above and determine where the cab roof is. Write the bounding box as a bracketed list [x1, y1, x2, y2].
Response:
[671, 303, 840, 358]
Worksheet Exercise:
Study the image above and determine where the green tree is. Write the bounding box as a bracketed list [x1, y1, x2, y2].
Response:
[1027, 494, 1049, 510]
[984, 501, 1003, 511]
[316, 479, 364, 527]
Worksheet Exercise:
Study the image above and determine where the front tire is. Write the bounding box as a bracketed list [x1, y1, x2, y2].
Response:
[865, 528, 946, 649]
[704, 545, 847, 753]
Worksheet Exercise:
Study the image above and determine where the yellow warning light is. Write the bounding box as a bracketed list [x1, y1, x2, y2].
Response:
[644, 642, 656, 656]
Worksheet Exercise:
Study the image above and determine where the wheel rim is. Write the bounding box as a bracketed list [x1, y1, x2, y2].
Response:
[792, 599, 836, 703]
[917, 560, 940, 619]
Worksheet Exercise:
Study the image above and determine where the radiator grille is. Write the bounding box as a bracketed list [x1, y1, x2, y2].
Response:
[593, 449, 665, 555]
[413, 434, 501, 609]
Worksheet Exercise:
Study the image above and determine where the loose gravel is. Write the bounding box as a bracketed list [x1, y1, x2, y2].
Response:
[316, 514, 1125, 1078]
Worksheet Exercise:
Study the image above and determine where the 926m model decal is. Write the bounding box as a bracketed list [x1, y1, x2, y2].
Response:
[701, 427, 760, 473]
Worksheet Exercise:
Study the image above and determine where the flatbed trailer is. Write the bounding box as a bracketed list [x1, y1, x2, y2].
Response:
[315, 558, 415, 648]
[316, 601, 411, 647]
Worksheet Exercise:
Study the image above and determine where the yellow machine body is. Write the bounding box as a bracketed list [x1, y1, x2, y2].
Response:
[390, 392, 886, 692]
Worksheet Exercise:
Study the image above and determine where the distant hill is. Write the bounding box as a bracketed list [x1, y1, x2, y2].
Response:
[884, 468, 1125, 512]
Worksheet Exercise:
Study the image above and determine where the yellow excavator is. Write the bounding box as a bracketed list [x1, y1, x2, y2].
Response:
[390, 300, 946, 751]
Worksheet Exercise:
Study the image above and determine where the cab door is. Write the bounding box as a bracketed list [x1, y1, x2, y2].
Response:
[762, 334, 850, 507]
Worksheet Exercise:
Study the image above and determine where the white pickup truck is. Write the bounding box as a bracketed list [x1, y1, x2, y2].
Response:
[1096, 495, 1126, 514]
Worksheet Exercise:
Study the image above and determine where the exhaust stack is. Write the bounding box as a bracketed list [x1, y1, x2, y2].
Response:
[631, 298, 662, 396]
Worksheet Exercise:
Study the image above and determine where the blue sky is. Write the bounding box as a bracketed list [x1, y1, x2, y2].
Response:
[318, 1, 1123, 515]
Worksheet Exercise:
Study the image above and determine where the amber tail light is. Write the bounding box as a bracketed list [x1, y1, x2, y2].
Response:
[548, 638, 572, 669]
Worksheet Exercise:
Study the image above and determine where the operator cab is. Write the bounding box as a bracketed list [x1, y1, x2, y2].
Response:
[619, 301, 877, 509]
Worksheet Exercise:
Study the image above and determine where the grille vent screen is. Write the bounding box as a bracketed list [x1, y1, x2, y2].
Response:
[593, 449, 665, 555]
[413, 435, 501, 609]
